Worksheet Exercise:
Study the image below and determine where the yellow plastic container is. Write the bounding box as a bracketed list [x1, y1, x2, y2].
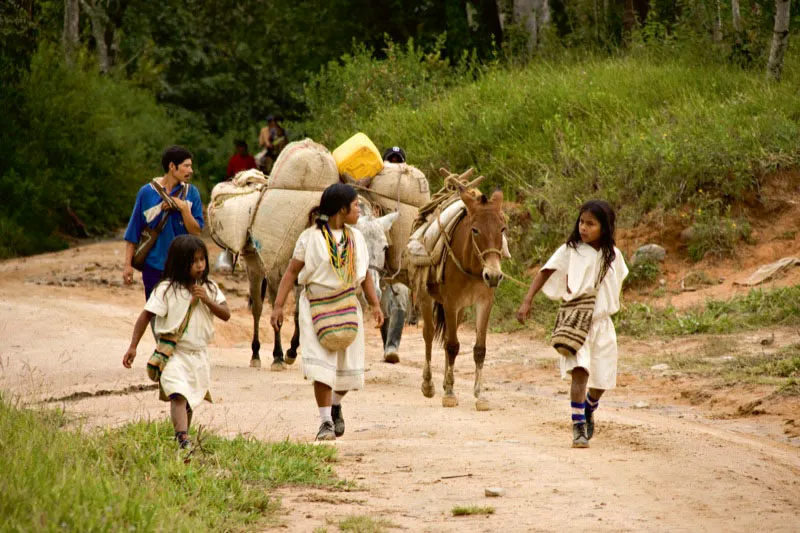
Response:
[332, 132, 383, 180]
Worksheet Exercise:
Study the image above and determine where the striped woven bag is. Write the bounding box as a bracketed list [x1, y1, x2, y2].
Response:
[308, 286, 359, 351]
[146, 299, 197, 382]
[550, 292, 596, 356]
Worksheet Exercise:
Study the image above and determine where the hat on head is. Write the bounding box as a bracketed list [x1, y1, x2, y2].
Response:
[382, 146, 406, 163]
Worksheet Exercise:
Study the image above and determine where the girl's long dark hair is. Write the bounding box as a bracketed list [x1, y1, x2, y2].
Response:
[307, 183, 358, 229]
[566, 200, 617, 282]
[160, 234, 216, 297]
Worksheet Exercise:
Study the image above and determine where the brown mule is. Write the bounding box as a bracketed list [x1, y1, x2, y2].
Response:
[414, 176, 505, 410]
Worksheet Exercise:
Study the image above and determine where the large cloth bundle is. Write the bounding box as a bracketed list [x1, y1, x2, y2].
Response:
[249, 140, 339, 274]
[207, 169, 268, 254]
[269, 138, 339, 191]
[368, 163, 430, 273]
[250, 189, 321, 274]
[407, 198, 466, 268]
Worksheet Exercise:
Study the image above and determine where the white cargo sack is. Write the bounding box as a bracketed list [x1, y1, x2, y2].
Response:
[268, 138, 339, 192]
[368, 163, 430, 273]
[250, 189, 321, 274]
[207, 170, 268, 254]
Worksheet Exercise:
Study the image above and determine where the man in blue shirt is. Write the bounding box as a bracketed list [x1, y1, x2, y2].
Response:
[122, 146, 204, 299]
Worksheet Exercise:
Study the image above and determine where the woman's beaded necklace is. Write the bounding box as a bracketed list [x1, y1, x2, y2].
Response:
[321, 222, 356, 286]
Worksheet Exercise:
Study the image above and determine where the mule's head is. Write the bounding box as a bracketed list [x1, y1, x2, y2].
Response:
[355, 209, 398, 299]
[460, 186, 506, 288]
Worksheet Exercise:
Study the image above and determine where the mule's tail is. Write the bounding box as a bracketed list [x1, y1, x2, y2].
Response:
[248, 279, 268, 310]
[432, 301, 446, 346]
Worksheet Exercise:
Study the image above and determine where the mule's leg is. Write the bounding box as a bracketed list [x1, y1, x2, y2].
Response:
[473, 296, 492, 411]
[244, 253, 265, 369]
[285, 286, 301, 365]
[442, 305, 460, 408]
[267, 275, 285, 372]
[420, 294, 436, 398]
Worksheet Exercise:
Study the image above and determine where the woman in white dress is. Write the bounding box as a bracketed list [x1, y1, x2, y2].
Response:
[271, 183, 384, 441]
[516, 200, 628, 448]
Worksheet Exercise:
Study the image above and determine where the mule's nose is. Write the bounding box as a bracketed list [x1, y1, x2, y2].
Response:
[483, 269, 504, 288]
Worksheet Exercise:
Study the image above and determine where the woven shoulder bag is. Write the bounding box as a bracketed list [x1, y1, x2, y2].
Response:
[551, 265, 608, 357]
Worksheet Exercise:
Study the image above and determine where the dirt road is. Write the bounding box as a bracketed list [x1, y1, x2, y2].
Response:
[1, 240, 798, 532]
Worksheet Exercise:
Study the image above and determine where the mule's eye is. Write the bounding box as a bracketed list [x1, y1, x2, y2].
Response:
[501, 227, 507, 233]
[471, 227, 480, 235]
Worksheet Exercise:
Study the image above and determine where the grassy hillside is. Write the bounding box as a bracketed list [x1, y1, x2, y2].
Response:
[302, 52, 800, 266]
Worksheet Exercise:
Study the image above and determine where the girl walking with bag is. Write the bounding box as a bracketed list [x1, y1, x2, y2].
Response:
[516, 200, 628, 448]
[271, 183, 384, 441]
[122, 235, 230, 449]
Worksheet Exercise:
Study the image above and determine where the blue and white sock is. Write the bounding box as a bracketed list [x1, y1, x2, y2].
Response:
[586, 393, 600, 413]
[571, 401, 586, 425]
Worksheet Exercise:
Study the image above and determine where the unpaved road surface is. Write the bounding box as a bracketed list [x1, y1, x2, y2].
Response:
[1, 240, 798, 532]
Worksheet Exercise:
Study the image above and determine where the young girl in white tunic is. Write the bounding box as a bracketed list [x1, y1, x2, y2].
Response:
[271, 183, 384, 441]
[517, 200, 628, 448]
[123, 235, 230, 449]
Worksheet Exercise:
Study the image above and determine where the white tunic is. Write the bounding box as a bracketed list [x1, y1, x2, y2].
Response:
[144, 280, 226, 409]
[541, 243, 628, 389]
[293, 225, 369, 390]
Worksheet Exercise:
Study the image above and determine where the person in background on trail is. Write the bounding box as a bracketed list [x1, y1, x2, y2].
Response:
[122, 235, 230, 450]
[516, 200, 628, 449]
[226, 139, 257, 179]
[270, 183, 384, 441]
[379, 145, 413, 364]
[123, 146, 204, 301]
[257, 115, 288, 173]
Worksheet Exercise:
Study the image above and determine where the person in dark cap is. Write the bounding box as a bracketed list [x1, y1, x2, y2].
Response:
[382, 146, 406, 164]
[379, 145, 412, 363]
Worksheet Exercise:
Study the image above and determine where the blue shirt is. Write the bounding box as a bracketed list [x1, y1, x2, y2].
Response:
[124, 181, 204, 271]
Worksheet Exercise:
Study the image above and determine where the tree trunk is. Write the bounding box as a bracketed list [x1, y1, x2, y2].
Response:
[766, 0, 791, 81]
[80, 0, 114, 73]
[712, 0, 723, 42]
[731, 0, 742, 32]
[62, 0, 80, 61]
[513, 0, 547, 55]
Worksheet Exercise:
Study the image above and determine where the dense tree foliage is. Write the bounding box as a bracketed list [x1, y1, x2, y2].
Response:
[0, 0, 797, 256]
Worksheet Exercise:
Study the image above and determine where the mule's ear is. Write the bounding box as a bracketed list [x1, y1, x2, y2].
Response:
[378, 211, 399, 232]
[489, 188, 504, 209]
[460, 186, 478, 212]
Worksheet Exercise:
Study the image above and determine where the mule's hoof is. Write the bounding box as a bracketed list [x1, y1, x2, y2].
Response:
[475, 399, 491, 411]
[270, 361, 285, 372]
[421, 382, 435, 398]
[285, 352, 297, 365]
[250, 358, 261, 369]
[442, 395, 459, 408]
[384, 351, 400, 364]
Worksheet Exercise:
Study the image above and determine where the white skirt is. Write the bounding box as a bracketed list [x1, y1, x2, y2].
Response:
[159, 346, 213, 410]
[560, 315, 618, 390]
[298, 290, 365, 391]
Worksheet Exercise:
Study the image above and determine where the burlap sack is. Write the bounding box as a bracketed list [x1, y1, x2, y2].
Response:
[250, 189, 321, 274]
[372, 200, 418, 273]
[208, 178, 267, 254]
[369, 163, 430, 207]
[268, 139, 339, 192]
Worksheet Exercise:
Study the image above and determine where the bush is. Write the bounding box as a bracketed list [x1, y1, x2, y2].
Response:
[297, 36, 485, 146]
[0, 45, 177, 256]
[686, 194, 752, 261]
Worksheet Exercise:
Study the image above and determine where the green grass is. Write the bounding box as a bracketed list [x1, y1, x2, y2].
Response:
[336, 515, 399, 532]
[0, 397, 340, 532]
[616, 285, 800, 337]
[301, 49, 800, 266]
[451, 505, 495, 516]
